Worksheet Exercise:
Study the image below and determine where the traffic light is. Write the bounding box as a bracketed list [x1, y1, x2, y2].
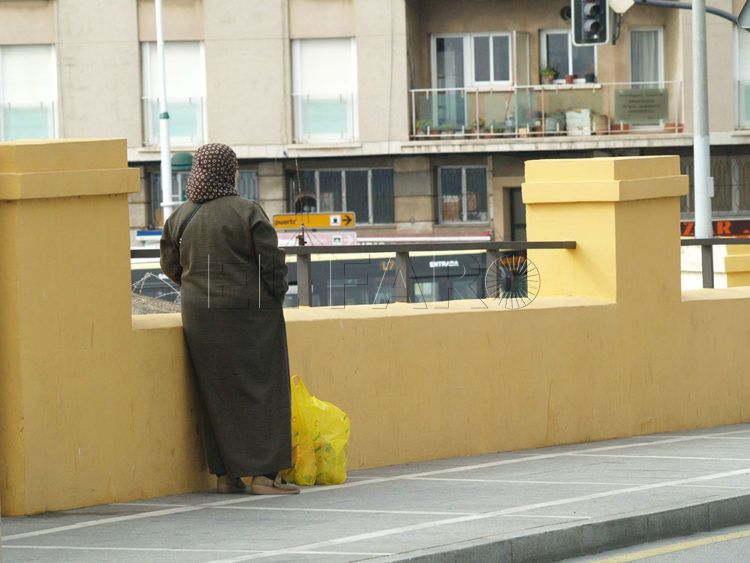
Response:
[572, 0, 609, 46]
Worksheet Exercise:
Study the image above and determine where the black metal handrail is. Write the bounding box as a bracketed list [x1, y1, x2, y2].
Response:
[132, 237, 750, 297]
[132, 241, 576, 306]
[680, 237, 750, 289]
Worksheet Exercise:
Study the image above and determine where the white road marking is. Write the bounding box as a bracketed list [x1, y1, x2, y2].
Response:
[669, 484, 750, 490]
[5, 427, 750, 543]
[3, 545, 392, 556]
[407, 477, 648, 486]
[5, 546, 264, 554]
[409, 477, 750, 491]
[568, 453, 750, 461]
[208, 467, 750, 562]
[3, 505, 206, 541]
[211, 506, 591, 520]
[651, 433, 750, 439]
[114, 502, 191, 508]
[213, 506, 477, 516]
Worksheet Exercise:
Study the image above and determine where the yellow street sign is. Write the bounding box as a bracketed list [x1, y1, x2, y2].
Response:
[273, 212, 356, 230]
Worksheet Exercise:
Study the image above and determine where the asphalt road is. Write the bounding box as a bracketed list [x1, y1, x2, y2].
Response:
[570, 523, 750, 562]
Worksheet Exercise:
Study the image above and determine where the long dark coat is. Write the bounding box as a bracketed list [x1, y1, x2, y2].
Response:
[160, 195, 291, 477]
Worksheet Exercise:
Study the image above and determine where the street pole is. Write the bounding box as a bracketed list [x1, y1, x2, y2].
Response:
[155, 0, 173, 220]
[692, 0, 714, 287]
[692, 0, 712, 239]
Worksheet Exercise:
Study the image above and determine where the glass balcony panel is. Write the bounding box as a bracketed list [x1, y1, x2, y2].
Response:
[294, 93, 355, 142]
[1, 102, 54, 141]
[410, 81, 683, 139]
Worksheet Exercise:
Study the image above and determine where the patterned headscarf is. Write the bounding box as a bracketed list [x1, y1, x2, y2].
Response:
[185, 143, 239, 203]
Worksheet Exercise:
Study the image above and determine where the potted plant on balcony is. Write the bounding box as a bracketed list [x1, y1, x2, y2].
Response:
[439, 122, 459, 138]
[565, 73, 576, 85]
[541, 67, 557, 85]
[415, 119, 432, 136]
[471, 118, 486, 137]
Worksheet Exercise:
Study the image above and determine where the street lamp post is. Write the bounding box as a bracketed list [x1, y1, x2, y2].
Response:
[155, 0, 173, 221]
[692, 0, 713, 241]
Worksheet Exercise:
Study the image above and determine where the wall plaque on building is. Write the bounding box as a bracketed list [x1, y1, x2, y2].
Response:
[614, 89, 668, 125]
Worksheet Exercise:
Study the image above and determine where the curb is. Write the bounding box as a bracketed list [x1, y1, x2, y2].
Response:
[370, 493, 750, 562]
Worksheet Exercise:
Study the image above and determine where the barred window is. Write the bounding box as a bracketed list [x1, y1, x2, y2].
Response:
[681, 155, 750, 216]
[287, 168, 395, 224]
[150, 169, 258, 226]
[438, 166, 489, 223]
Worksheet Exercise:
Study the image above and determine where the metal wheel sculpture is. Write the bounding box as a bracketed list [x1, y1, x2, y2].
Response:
[485, 254, 541, 309]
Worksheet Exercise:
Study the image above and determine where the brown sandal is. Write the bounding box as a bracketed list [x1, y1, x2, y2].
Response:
[251, 474, 301, 495]
[217, 475, 247, 494]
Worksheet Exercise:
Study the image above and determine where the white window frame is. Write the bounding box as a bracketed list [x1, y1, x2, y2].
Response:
[540, 29, 598, 78]
[288, 168, 394, 225]
[0, 44, 59, 141]
[437, 166, 489, 224]
[291, 38, 359, 143]
[430, 33, 513, 89]
[140, 41, 207, 148]
[628, 27, 665, 87]
[470, 33, 513, 86]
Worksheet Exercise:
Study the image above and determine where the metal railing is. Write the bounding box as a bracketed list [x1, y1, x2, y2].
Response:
[410, 81, 684, 140]
[681, 238, 750, 289]
[133, 237, 750, 297]
[292, 92, 357, 143]
[142, 96, 205, 147]
[132, 241, 576, 306]
[0, 100, 56, 141]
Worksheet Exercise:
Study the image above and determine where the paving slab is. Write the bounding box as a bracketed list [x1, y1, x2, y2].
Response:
[2, 423, 750, 562]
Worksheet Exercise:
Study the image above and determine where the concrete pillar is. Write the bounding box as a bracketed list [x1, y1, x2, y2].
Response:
[258, 161, 286, 217]
[523, 156, 688, 305]
[724, 244, 750, 287]
[0, 140, 138, 515]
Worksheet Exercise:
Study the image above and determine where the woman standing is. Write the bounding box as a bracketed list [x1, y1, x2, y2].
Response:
[160, 143, 299, 495]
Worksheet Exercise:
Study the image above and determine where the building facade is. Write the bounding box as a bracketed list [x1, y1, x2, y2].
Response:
[1, 0, 749, 245]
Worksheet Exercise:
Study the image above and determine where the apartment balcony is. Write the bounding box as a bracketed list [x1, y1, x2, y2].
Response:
[409, 81, 685, 144]
[0, 100, 56, 141]
[142, 96, 205, 148]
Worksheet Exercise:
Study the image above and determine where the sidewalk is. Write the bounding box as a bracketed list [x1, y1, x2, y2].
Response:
[2, 423, 750, 562]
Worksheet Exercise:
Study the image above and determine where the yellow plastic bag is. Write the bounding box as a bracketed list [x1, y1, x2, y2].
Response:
[283, 375, 350, 486]
[283, 375, 317, 486]
[311, 393, 350, 485]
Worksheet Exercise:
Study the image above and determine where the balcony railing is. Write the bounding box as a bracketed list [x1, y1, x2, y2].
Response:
[410, 81, 684, 140]
[0, 100, 56, 141]
[292, 92, 357, 143]
[142, 96, 205, 148]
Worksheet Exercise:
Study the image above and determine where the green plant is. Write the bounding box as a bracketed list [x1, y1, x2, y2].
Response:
[415, 119, 432, 131]
[489, 120, 504, 133]
[541, 67, 558, 78]
[440, 122, 460, 133]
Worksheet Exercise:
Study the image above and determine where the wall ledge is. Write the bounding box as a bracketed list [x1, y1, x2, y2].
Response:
[682, 287, 750, 302]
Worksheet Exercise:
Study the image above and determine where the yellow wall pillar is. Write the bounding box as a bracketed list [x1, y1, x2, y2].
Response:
[724, 244, 750, 287]
[523, 156, 688, 306]
[0, 140, 139, 515]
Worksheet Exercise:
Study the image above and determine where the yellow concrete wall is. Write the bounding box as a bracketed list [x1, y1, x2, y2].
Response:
[2, 141, 750, 516]
[724, 243, 750, 287]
